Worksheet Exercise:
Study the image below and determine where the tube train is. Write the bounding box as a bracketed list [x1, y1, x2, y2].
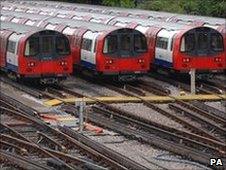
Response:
[0, 21, 72, 84]
[1, 3, 225, 73]
[12, 0, 225, 29]
[0, 10, 150, 81]
[8, 0, 225, 72]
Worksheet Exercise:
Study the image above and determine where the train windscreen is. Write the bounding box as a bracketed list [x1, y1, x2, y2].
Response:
[56, 36, 70, 55]
[180, 27, 223, 56]
[25, 31, 70, 59]
[103, 28, 147, 57]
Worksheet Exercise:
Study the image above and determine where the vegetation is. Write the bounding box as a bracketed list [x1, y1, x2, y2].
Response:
[53, 0, 226, 17]
[137, 0, 226, 18]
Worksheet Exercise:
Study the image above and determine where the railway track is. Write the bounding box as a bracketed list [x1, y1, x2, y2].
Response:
[147, 72, 225, 95]
[98, 81, 225, 140]
[1, 93, 148, 170]
[2, 74, 225, 168]
[0, 76, 59, 100]
[52, 85, 225, 168]
[48, 77, 225, 144]
[62, 103, 225, 168]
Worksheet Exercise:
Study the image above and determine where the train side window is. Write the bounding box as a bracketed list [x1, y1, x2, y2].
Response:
[103, 35, 117, 54]
[156, 37, 168, 49]
[7, 41, 16, 53]
[82, 38, 92, 51]
[211, 33, 223, 52]
[56, 36, 70, 55]
[25, 37, 39, 56]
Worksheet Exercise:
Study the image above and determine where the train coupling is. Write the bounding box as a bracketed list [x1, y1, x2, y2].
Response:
[40, 78, 59, 84]
[118, 75, 138, 82]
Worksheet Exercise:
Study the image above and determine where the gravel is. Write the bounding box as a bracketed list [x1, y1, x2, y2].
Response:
[1, 82, 51, 112]
[110, 103, 187, 131]
[205, 101, 226, 113]
[157, 103, 204, 129]
[63, 76, 123, 97]
[141, 76, 186, 95]
[87, 129, 209, 170]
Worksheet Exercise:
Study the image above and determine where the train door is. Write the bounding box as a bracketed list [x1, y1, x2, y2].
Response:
[155, 29, 172, 68]
[167, 31, 178, 63]
[81, 31, 99, 70]
[6, 33, 23, 72]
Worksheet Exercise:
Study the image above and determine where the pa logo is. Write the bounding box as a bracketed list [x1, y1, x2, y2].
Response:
[210, 158, 223, 166]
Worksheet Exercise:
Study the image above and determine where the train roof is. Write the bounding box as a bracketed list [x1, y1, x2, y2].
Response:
[1, 2, 115, 20]
[110, 16, 186, 30]
[1, 10, 121, 32]
[13, 0, 225, 26]
[1, 5, 193, 31]
[1, 21, 44, 34]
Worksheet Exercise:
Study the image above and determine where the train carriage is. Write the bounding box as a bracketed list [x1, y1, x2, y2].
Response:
[11, 0, 225, 71]
[0, 21, 72, 84]
[108, 17, 225, 72]
[2, 5, 224, 73]
[1, 10, 151, 81]
[7, 0, 225, 27]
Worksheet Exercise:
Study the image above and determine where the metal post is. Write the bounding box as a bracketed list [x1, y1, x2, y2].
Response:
[75, 100, 86, 132]
[189, 69, 196, 94]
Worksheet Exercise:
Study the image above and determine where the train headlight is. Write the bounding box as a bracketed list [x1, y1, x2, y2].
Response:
[27, 62, 35, 67]
[60, 61, 67, 66]
[106, 59, 113, 64]
[182, 58, 190, 63]
[214, 57, 221, 62]
[138, 59, 144, 63]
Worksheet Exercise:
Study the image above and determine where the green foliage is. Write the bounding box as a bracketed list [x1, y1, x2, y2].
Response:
[102, 0, 135, 8]
[137, 0, 226, 18]
[53, 0, 226, 17]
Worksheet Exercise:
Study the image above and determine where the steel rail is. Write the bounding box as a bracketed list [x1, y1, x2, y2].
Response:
[0, 94, 131, 170]
[59, 126, 150, 170]
[80, 110, 225, 168]
[91, 105, 226, 153]
[0, 149, 52, 170]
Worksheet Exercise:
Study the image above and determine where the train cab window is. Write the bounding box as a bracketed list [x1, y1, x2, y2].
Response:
[211, 33, 223, 52]
[134, 34, 147, 52]
[180, 33, 195, 52]
[170, 38, 174, 51]
[103, 35, 117, 54]
[197, 33, 208, 50]
[120, 35, 131, 51]
[56, 36, 70, 55]
[82, 38, 92, 51]
[42, 36, 54, 54]
[156, 37, 168, 49]
[93, 39, 97, 53]
[25, 37, 39, 56]
[7, 41, 16, 53]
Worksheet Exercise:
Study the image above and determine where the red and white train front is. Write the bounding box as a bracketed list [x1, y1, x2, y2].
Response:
[84, 28, 149, 80]
[0, 22, 73, 84]
[172, 27, 225, 72]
